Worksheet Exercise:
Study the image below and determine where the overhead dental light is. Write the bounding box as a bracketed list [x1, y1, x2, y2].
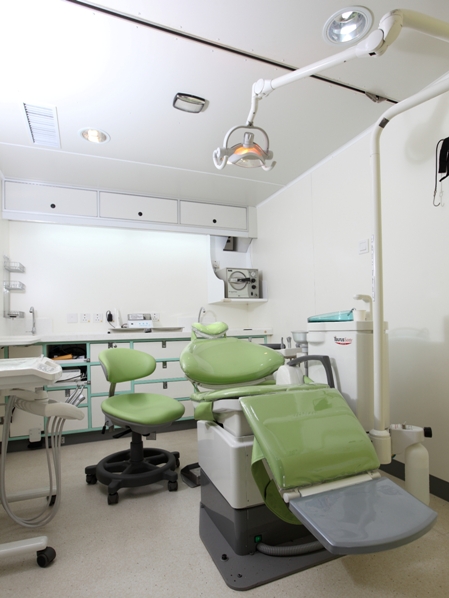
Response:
[213, 125, 275, 171]
[324, 6, 373, 45]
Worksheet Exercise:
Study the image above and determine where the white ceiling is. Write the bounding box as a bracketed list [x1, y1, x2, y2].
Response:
[1, 0, 449, 208]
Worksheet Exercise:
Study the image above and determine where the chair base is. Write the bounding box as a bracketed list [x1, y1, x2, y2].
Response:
[85, 431, 180, 504]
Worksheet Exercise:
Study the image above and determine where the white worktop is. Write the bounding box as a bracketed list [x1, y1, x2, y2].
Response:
[0, 328, 273, 346]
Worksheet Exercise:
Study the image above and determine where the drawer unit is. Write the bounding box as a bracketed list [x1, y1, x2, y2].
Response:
[3, 332, 267, 440]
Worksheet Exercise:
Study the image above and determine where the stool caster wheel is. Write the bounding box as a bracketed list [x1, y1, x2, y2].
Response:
[37, 546, 56, 568]
[86, 474, 97, 485]
[175, 458, 180, 468]
[168, 481, 178, 492]
[108, 492, 119, 505]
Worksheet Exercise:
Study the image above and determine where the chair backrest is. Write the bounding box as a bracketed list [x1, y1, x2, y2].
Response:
[180, 336, 285, 388]
[99, 348, 156, 384]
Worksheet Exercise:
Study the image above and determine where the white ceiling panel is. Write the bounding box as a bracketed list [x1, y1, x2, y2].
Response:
[1, 0, 449, 208]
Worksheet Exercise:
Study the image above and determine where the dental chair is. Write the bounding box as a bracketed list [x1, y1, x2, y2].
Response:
[180, 322, 437, 591]
[85, 348, 185, 505]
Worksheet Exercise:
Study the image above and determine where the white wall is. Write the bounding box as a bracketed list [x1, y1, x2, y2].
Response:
[6, 222, 252, 334]
[0, 177, 10, 336]
[251, 91, 449, 483]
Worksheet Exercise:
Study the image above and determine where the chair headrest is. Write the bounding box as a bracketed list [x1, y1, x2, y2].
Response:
[191, 321, 228, 339]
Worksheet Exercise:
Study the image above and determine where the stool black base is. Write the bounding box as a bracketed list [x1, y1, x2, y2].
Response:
[85, 430, 180, 504]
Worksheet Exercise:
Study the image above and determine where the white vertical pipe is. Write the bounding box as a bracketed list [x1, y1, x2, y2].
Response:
[370, 74, 449, 440]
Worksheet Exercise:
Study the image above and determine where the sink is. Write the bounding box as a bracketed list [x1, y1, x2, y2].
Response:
[0, 335, 41, 346]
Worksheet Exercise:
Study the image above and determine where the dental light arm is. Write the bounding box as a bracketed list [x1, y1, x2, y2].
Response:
[216, 10, 449, 172]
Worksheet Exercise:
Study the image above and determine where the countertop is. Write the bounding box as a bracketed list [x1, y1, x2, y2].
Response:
[0, 328, 273, 346]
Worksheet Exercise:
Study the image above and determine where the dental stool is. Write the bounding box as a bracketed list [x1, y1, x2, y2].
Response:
[180, 322, 437, 591]
[85, 348, 185, 505]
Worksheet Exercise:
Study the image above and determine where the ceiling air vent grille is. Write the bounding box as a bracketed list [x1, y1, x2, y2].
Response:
[23, 103, 61, 148]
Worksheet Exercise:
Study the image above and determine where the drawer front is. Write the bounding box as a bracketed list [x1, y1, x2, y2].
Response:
[100, 192, 178, 224]
[134, 340, 189, 360]
[5, 181, 97, 217]
[90, 364, 131, 393]
[137, 380, 193, 399]
[153, 360, 184, 379]
[90, 342, 130, 362]
[180, 201, 247, 230]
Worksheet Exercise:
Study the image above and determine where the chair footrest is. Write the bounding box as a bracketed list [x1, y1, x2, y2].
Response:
[288, 477, 437, 555]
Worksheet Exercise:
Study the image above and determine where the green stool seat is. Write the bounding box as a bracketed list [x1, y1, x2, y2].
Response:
[85, 348, 185, 505]
[102, 393, 185, 426]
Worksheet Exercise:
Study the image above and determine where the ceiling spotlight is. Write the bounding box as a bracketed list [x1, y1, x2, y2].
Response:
[323, 6, 372, 44]
[80, 128, 110, 143]
[213, 125, 275, 171]
[173, 93, 207, 113]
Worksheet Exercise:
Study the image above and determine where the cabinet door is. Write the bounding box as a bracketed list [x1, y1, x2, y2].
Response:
[180, 201, 247, 230]
[9, 409, 43, 438]
[4, 181, 97, 217]
[99, 192, 178, 224]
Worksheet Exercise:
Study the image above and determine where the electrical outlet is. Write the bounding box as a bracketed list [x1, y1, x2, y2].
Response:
[80, 313, 91, 323]
[151, 312, 160, 322]
[93, 313, 103, 323]
[67, 313, 78, 323]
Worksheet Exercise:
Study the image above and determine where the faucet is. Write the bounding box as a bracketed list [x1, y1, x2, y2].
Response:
[29, 306, 36, 335]
[197, 306, 205, 323]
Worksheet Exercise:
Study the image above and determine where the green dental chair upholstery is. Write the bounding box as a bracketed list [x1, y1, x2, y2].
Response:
[85, 348, 185, 505]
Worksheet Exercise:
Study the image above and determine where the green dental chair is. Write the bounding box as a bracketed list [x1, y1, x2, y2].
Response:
[85, 348, 185, 505]
[180, 322, 437, 591]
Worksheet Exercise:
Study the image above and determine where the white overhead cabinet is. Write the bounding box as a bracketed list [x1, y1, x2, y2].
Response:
[4, 181, 97, 217]
[180, 201, 247, 230]
[99, 192, 178, 224]
[2, 180, 256, 237]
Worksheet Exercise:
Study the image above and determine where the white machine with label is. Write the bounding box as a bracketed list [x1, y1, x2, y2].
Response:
[0, 356, 84, 567]
[307, 320, 381, 432]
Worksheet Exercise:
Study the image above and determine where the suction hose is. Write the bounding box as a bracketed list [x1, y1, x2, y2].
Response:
[256, 539, 323, 557]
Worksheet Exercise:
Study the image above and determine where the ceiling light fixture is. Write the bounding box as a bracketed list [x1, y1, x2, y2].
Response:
[324, 6, 372, 45]
[80, 128, 110, 143]
[213, 125, 275, 171]
[173, 93, 207, 113]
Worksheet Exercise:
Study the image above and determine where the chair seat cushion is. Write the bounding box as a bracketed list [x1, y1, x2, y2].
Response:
[101, 393, 185, 426]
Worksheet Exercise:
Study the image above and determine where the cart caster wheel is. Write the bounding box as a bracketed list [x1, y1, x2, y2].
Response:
[86, 474, 97, 485]
[168, 481, 178, 492]
[36, 546, 56, 568]
[108, 492, 119, 505]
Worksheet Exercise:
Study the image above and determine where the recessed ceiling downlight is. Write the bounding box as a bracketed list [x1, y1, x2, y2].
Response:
[80, 128, 110, 143]
[324, 6, 372, 45]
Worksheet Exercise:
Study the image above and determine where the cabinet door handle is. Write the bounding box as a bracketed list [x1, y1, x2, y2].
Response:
[50, 203, 56, 209]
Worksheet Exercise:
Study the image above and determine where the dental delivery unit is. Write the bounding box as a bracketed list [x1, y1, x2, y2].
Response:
[0, 356, 84, 566]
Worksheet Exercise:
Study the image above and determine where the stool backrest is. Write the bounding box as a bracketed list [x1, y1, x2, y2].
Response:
[99, 348, 156, 384]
